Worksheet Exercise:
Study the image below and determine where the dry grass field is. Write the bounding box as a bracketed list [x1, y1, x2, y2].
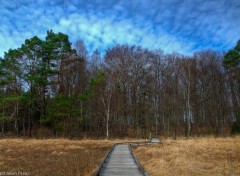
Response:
[133, 136, 240, 176]
[0, 137, 239, 176]
[0, 139, 116, 176]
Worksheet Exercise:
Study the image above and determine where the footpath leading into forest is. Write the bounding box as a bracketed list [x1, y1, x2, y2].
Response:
[93, 138, 161, 176]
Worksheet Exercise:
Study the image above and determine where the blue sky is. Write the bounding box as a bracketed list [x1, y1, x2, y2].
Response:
[1, 0, 240, 57]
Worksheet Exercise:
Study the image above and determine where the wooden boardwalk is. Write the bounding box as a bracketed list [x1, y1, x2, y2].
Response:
[95, 144, 146, 176]
[94, 139, 161, 176]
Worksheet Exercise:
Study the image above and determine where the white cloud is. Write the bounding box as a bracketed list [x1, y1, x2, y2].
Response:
[0, 0, 240, 57]
[51, 12, 194, 55]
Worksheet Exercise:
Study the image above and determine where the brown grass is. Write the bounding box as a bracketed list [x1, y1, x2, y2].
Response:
[0, 139, 117, 176]
[0, 138, 145, 176]
[2, 137, 238, 176]
[133, 136, 240, 176]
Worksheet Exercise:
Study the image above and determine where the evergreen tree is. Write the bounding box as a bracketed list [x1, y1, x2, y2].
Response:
[223, 40, 240, 133]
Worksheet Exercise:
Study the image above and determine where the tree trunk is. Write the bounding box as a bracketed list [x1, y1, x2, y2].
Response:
[185, 64, 192, 138]
[15, 102, 19, 137]
[28, 106, 32, 138]
[106, 113, 109, 139]
[0, 122, 4, 136]
[162, 111, 166, 138]
[101, 81, 112, 139]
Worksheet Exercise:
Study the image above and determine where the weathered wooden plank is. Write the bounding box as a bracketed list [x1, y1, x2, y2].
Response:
[151, 138, 161, 143]
[99, 144, 144, 176]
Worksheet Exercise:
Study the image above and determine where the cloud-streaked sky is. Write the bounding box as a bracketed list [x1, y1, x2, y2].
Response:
[1, 0, 240, 57]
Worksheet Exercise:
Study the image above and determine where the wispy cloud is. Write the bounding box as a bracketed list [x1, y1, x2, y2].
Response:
[0, 0, 240, 57]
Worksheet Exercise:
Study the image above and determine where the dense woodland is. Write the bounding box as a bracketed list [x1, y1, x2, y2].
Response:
[0, 30, 239, 139]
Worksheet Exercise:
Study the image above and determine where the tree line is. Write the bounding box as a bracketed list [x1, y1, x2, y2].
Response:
[0, 30, 239, 139]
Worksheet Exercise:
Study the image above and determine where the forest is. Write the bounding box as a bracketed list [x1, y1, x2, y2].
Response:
[0, 30, 239, 139]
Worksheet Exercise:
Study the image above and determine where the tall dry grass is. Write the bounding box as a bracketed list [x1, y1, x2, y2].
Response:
[1, 137, 238, 176]
[0, 138, 144, 176]
[0, 139, 115, 176]
[133, 136, 240, 176]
